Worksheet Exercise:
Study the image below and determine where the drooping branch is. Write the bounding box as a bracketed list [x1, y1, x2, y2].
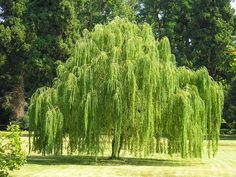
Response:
[28, 18, 224, 158]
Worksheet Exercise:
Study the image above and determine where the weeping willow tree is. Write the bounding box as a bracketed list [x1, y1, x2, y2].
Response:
[28, 18, 224, 159]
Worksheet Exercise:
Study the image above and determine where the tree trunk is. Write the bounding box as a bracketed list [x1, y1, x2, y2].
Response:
[10, 76, 25, 120]
[111, 134, 123, 159]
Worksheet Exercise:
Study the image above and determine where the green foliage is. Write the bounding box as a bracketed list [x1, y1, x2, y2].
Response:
[78, 0, 137, 32]
[24, 0, 80, 95]
[0, 124, 26, 176]
[224, 77, 236, 128]
[138, 0, 234, 80]
[0, 0, 138, 126]
[137, 0, 193, 66]
[0, 0, 28, 122]
[28, 18, 224, 159]
[24, 0, 137, 96]
[221, 35, 236, 127]
[189, 0, 234, 80]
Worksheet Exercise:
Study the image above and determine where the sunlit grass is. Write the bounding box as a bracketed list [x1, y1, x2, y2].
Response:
[9, 136, 236, 177]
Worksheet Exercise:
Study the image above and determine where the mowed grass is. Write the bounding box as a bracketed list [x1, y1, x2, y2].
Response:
[10, 136, 236, 177]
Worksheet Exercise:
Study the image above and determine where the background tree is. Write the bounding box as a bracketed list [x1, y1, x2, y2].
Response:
[24, 0, 137, 97]
[139, 0, 236, 128]
[138, 0, 193, 66]
[0, 0, 29, 127]
[0, 0, 138, 128]
[24, 0, 80, 96]
[189, 0, 234, 80]
[138, 0, 234, 80]
[224, 77, 236, 129]
[223, 36, 236, 128]
[77, 0, 137, 32]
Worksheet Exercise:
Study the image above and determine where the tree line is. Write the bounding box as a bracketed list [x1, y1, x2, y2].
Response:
[0, 0, 235, 129]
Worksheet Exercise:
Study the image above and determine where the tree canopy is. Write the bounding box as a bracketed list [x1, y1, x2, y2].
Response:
[0, 0, 28, 125]
[24, 0, 80, 95]
[28, 18, 224, 159]
[0, 0, 235, 131]
[138, 0, 234, 80]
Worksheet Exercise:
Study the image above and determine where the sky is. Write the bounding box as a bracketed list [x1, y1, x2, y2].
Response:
[231, 1, 236, 12]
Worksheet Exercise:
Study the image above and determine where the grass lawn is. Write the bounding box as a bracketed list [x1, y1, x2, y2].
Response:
[10, 136, 236, 177]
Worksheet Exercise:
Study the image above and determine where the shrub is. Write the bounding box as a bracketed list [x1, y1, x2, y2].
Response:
[0, 124, 26, 176]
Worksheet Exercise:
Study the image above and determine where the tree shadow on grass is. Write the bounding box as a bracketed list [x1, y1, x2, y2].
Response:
[27, 155, 203, 167]
[220, 135, 236, 140]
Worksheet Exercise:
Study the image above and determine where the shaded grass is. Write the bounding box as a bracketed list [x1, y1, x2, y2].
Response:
[27, 155, 201, 167]
[220, 135, 236, 140]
